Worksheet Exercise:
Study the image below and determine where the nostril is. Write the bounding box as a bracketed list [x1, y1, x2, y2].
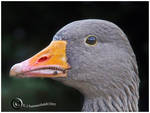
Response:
[38, 56, 48, 62]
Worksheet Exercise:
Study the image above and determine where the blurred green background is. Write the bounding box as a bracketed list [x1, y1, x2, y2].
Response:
[2, 2, 148, 111]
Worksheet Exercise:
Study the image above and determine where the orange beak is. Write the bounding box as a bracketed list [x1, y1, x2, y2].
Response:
[9, 40, 71, 78]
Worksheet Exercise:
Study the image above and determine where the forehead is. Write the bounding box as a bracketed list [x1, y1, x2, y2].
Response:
[52, 19, 133, 57]
[53, 19, 123, 43]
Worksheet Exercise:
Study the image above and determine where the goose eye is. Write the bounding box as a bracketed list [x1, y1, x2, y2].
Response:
[85, 36, 97, 45]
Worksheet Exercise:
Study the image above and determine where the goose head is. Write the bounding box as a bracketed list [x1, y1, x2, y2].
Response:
[10, 19, 139, 111]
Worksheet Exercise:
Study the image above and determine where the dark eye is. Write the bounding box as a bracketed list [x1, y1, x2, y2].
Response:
[85, 35, 97, 45]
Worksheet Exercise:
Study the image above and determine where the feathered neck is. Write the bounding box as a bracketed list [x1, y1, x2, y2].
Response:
[82, 91, 139, 112]
[81, 78, 139, 112]
[63, 78, 139, 112]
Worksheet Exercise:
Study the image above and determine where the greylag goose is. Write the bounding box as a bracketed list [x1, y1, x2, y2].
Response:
[10, 19, 140, 111]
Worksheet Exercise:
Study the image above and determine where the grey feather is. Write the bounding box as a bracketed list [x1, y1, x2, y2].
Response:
[53, 19, 139, 111]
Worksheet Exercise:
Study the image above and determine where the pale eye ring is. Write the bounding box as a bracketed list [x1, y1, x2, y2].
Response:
[85, 35, 97, 45]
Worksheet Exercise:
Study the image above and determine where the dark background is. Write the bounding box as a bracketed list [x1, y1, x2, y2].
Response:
[2, 2, 148, 111]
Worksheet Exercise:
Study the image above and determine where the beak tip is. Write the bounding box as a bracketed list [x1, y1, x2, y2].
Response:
[9, 63, 22, 76]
